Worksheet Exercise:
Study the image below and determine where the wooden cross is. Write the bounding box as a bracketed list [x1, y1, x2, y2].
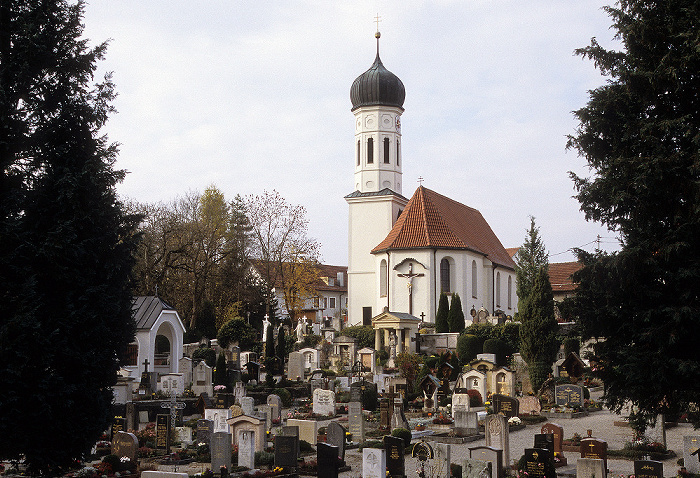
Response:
[397, 263, 424, 315]
[161, 391, 186, 428]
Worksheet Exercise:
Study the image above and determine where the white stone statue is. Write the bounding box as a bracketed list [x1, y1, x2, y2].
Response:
[387, 331, 397, 368]
[295, 317, 305, 343]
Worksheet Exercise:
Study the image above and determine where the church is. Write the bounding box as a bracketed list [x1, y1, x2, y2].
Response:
[346, 32, 518, 328]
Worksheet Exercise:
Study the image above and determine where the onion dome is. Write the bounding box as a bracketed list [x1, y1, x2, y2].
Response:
[350, 34, 405, 111]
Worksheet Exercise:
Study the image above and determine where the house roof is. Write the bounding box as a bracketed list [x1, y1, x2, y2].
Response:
[132, 296, 177, 330]
[549, 261, 582, 293]
[506, 247, 519, 259]
[250, 260, 348, 293]
[372, 186, 516, 270]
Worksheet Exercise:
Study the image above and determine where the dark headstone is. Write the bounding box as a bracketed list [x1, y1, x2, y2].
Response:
[524, 448, 553, 478]
[534, 434, 554, 458]
[245, 361, 260, 382]
[580, 438, 607, 472]
[211, 432, 232, 472]
[275, 434, 299, 469]
[156, 414, 170, 454]
[327, 421, 347, 461]
[634, 460, 663, 478]
[384, 435, 406, 478]
[196, 419, 214, 445]
[469, 446, 503, 478]
[555, 385, 584, 407]
[111, 416, 126, 440]
[281, 425, 300, 456]
[111, 431, 139, 464]
[540, 423, 564, 454]
[491, 394, 519, 418]
[230, 346, 241, 370]
[318, 442, 340, 478]
[215, 392, 234, 409]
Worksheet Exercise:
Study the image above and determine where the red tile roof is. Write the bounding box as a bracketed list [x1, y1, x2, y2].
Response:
[372, 186, 516, 269]
[250, 260, 347, 292]
[506, 247, 519, 259]
[549, 261, 582, 293]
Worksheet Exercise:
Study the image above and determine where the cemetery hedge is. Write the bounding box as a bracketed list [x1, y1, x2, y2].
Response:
[340, 325, 374, 349]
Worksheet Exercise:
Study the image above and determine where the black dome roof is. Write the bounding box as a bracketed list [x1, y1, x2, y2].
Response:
[350, 53, 405, 111]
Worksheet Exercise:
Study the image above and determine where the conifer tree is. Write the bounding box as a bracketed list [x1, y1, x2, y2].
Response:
[214, 352, 229, 388]
[0, 1, 138, 472]
[514, 216, 548, 304]
[276, 325, 287, 361]
[265, 323, 275, 358]
[435, 292, 450, 333]
[518, 267, 558, 392]
[448, 293, 465, 333]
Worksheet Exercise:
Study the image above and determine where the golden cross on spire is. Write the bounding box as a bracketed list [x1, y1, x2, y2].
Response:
[374, 14, 382, 33]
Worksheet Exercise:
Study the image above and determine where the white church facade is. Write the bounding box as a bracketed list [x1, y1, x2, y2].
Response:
[346, 33, 518, 326]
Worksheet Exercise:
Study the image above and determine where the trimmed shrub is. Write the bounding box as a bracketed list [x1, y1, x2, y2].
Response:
[273, 388, 292, 407]
[466, 389, 482, 407]
[456, 334, 481, 364]
[483, 338, 509, 366]
[192, 347, 217, 367]
[391, 428, 411, 447]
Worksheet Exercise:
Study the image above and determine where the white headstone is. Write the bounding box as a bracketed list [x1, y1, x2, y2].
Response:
[435, 443, 451, 478]
[452, 393, 471, 417]
[205, 408, 232, 433]
[234, 381, 246, 403]
[240, 396, 255, 416]
[312, 389, 336, 416]
[576, 458, 606, 478]
[238, 430, 255, 470]
[288, 351, 304, 381]
[157, 374, 185, 396]
[363, 448, 387, 478]
[191, 361, 213, 397]
[267, 394, 282, 421]
[485, 414, 509, 470]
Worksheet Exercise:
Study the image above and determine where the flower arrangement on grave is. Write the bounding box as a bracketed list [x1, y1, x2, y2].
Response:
[214, 385, 227, 393]
[432, 412, 454, 425]
[508, 416, 522, 426]
[562, 432, 582, 446]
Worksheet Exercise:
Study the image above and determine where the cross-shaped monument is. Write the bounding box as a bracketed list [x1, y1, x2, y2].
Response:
[397, 263, 424, 315]
[161, 391, 186, 428]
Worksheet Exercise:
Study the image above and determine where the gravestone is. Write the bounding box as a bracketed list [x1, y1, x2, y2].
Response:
[111, 416, 126, 440]
[452, 393, 471, 417]
[211, 432, 232, 472]
[576, 458, 605, 478]
[288, 351, 304, 380]
[523, 448, 552, 478]
[240, 396, 254, 416]
[192, 361, 213, 397]
[380, 399, 390, 428]
[391, 397, 409, 431]
[179, 356, 193, 387]
[281, 425, 300, 456]
[274, 434, 299, 468]
[555, 384, 584, 407]
[485, 414, 509, 471]
[519, 396, 541, 415]
[176, 426, 193, 446]
[327, 421, 347, 462]
[233, 381, 246, 404]
[111, 431, 139, 464]
[363, 448, 387, 478]
[435, 443, 451, 478]
[644, 414, 666, 449]
[533, 434, 554, 458]
[230, 346, 241, 370]
[469, 446, 502, 478]
[580, 438, 607, 473]
[238, 430, 255, 470]
[540, 423, 564, 454]
[384, 435, 406, 478]
[156, 414, 170, 454]
[491, 394, 519, 418]
[634, 459, 663, 478]
[196, 419, 214, 445]
[684, 436, 700, 474]
[317, 442, 340, 478]
[454, 407, 479, 437]
[313, 388, 336, 416]
[462, 458, 492, 478]
[311, 379, 325, 395]
[287, 418, 318, 445]
[267, 394, 283, 422]
[348, 401, 365, 443]
[350, 381, 363, 402]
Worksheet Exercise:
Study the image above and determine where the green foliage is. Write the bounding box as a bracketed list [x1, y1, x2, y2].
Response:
[514, 216, 548, 303]
[395, 352, 422, 392]
[391, 428, 412, 446]
[192, 347, 217, 368]
[276, 325, 286, 360]
[254, 451, 274, 466]
[519, 268, 558, 366]
[567, 1, 700, 428]
[214, 352, 228, 388]
[362, 383, 379, 412]
[483, 338, 509, 366]
[435, 292, 450, 333]
[456, 334, 481, 365]
[563, 337, 580, 357]
[217, 318, 258, 350]
[265, 325, 275, 359]
[0, 1, 139, 472]
[341, 325, 374, 349]
[497, 322, 521, 356]
[273, 388, 292, 407]
[466, 389, 482, 407]
[528, 362, 552, 394]
[299, 333, 322, 350]
[447, 293, 465, 333]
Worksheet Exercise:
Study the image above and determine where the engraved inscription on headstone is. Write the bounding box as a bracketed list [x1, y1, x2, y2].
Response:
[211, 431, 232, 472]
[555, 385, 583, 407]
[275, 434, 299, 469]
[384, 435, 406, 478]
[634, 460, 663, 478]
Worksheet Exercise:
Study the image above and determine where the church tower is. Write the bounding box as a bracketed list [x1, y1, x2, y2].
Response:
[346, 31, 408, 326]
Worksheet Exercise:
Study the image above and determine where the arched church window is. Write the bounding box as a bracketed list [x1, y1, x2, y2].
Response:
[471, 260, 478, 298]
[367, 137, 374, 164]
[396, 140, 400, 166]
[508, 276, 512, 309]
[496, 272, 501, 307]
[383, 137, 390, 163]
[440, 258, 451, 293]
[357, 140, 360, 166]
[380, 259, 388, 297]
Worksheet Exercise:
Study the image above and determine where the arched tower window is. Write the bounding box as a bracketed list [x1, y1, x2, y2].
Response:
[496, 272, 501, 307]
[440, 258, 451, 293]
[367, 137, 374, 164]
[357, 140, 360, 166]
[507, 276, 512, 309]
[396, 140, 400, 166]
[380, 259, 388, 297]
[471, 260, 478, 298]
[383, 138, 390, 163]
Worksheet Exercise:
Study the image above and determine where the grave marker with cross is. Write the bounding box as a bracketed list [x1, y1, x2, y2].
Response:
[161, 391, 186, 428]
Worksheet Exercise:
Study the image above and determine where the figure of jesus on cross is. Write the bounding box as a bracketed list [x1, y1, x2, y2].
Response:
[397, 262, 424, 315]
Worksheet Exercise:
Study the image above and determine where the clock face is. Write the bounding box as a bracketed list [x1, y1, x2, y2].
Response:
[395, 116, 401, 132]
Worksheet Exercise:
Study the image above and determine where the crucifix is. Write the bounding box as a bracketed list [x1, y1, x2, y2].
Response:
[142, 358, 149, 373]
[397, 262, 424, 315]
[161, 390, 186, 428]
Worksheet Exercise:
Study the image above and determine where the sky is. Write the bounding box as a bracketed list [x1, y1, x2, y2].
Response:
[82, 1, 623, 267]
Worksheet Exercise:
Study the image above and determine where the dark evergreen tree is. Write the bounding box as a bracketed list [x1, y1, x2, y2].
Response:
[456, 334, 481, 365]
[514, 216, 548, 304]
[447, 293, 465, 333]
[435, 292, 449, 333]
[0, 1, 138, 473]
[567, 0, 700, 427]
[214, 352, 228, 388]
[518, 267, 558, 392]
[265, 323, 275, 358]
[276, 325, 286, 361]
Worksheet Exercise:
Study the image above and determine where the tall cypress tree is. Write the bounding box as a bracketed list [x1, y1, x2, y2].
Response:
[435, 292, 449, 333]
[276, 325, 286, 361]
[265, 323, 275, 358]
[0, 1, 138, 473]
[448, 293, 465, 333]
[514, 216, 548, 304]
